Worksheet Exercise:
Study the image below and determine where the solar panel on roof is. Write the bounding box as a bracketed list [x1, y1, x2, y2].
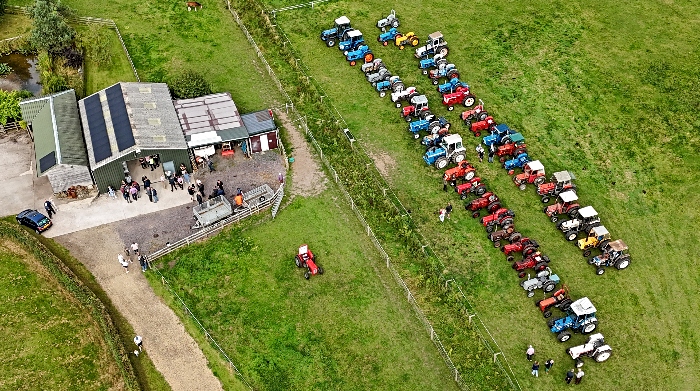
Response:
[39, 151, 57, 173]
[84, 94, 112, 163]
[105, 85, 135, 152]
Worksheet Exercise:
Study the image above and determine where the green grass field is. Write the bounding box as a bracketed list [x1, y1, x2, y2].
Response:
[150, 192, 459, 391]
[266, 1, 700, 390]
[78, 26, 137, 95]
[0, 13, 32, 39]
[0, 241, 124, 390]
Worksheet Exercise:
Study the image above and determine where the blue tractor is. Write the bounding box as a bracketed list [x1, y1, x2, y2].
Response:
[419, 53, 447, 73]
[377, 27, 401, 46]
[339, 29, 365, 52]
[423, 134, 466, 169]
[376, 76, 400, 98]
[548, 297, 599, 342]
[504, 153, 531, 171]
[346, 45, 374, 66]
[409, 116, 449, 139]
[437, 78, 469, 94]
[483, 123, 519, 147]
[320, 16, 352, 48]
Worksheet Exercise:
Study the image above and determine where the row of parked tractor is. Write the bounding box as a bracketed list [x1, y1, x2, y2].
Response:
[319, 13, 617, 368]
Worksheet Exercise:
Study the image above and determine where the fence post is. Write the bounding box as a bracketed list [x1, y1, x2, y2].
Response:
[493, 352, 502, 363]
[430, 326, 435, 340]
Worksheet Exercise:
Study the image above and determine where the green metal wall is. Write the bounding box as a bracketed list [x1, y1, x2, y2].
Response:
[92, 149, 192, 193]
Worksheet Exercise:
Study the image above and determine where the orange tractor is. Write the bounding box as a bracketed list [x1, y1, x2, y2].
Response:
[543, 190, 580, 223]
[536, 286, 573, 318]
[537, 171, 577, 203]
[295, 244, 324, 280]
[513, 160, 546, 190]
[465, 192, 501, 218]
[443, 161, 476, 183]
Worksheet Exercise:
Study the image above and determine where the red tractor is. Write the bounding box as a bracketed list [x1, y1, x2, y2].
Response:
[461, 100, 489, 128]
[543, 190, 580, 223]
[513, 251, 550, 278]
[469, 116, 496, 137]
[295, 244, 324, 280]
[513, 160, 546, 190]
[497, 133, 527, 162]
[502, 237, 540, 262]
[401, 94, 433, 122]
[536, 286, 573, 318]
[465, 192, 501, 218]
[442, 89, 476, 111]
[480, 208, 515, 233]
[488, 230, 522, 248]
[455, 177, 487, 199]
[537, 171, 577, 203]
[443, 161, 475, 183]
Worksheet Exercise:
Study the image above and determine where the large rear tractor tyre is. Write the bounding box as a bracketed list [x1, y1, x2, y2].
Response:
[518, 271, 526, 279]
[576, 359, 585, 368]
[435, 157, 449, 170]
[551, 216, 559, 223]
[582, 321, 598, 334]
[318, 267, 324, 275]
[295, 258, 302, 268]
[594, 351, 612, 363]
[557, 331, 572, 343]
[453, 153, 465, 163]
[615, 256, 631, 270]
[463, 95, 476, 107]
[519, 183, 527, 191]
[475, 186, 486, 196]
[543, 310, 552, 318]
[543, 282, 556, 293]
[327, 39, 336, 47]
[583, 249, 592, 257]
[596, 267, 606, 275]
[507, 255, 515, 262]
[534, 176, 546, 185]
[527, 290, 535, 298]
[565, 231, 578, 241]
[486, 224, 495, 233]
[541, 195, 550, 203]
[509, 232, 522, 243]
[471, 211, 480, 218]
[438, 46, 449, 56]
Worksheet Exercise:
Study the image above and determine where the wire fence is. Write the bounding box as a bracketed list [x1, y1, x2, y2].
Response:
[4, 6, 140, 82]
[269, 0, 336, 14]
[227, 3, 523, 390]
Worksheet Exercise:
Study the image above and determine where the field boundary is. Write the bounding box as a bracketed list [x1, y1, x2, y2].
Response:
[269, 0, 336, 14]
[225, 3, 522, 389]
[4, 5, 140, 81]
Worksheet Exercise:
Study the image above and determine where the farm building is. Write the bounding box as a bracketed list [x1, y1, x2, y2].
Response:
[174, 92, 248, 158]
[241, 109, 278, 153]
[19, 89, 93, 193]
[78, 82, 191, 192]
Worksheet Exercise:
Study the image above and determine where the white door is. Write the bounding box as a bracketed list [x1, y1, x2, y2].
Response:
[260, 134, 269, 152]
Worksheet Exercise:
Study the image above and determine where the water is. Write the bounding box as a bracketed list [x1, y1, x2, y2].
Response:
[0, 53, 41, 96]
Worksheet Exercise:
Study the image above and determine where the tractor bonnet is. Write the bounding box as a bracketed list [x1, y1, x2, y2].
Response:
[559, 190, 578, 203]
[570, 297, 596, 316]
[553, 170, 572, 183]
[335, 16, 350, 25]
[578, 206, 598, 219]
[527, 160, 545, 172]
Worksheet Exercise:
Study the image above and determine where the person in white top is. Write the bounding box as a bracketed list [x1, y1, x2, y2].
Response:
[130, 242, 140, 256]
[134, 335, 143, 351]
[118, 254, 129, 273]
[526, 345, 535, 361]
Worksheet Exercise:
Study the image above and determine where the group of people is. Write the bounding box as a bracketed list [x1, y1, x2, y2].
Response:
[526, 345, 585, 384]
[109, 176, 161, 204]
[438, 202, 453, 222]
[475, 143, 496, 163]
[118, 242, 148, 273]
[139, 154, 161, 171]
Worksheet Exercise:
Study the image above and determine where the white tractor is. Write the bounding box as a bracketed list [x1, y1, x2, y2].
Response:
[520, 267, 560, 297]
[376, 10, 399, 31]
[391, 86, 418, 108]
[567, 333, 612, 367]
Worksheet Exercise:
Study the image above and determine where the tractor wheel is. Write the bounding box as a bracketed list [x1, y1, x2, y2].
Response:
[556, 220, 566, 230]
[465, 171, 476, 180]
[422, 69, 428, 75]
[463, 119, 472, 127]
[518, 271, 526, 278]
[474, 131, 481, 137]
[596, 267, 606, 275]
[507, 255, 515, 262]
[413, 133, 420, 139]
[438, 46, 449, 56]
[588, 257, 596, 265]
[534, 176, 546, 185]
[523, 246, 537, 257]
[505, 225, 515, 234]
[543, 206, 550, 213]
[547, 319, 556, 328]
[519, 183, 527, 191]
[615, 256, 631, 270]
[508, 232, 522, 243]
[557, 331, 572, 342]
[432, 79, 439, 85]
[435, 157, 449, 170]
[379, 91, 386, 98]
[494, 241, 501, 248]
[543, 310, 552, 318]
[543, 282, 556, 293]
[474, 186, 486, 196]
[567, 207, 580, 219]
[575, 359, 585, 368]
[471, 211, 480, 218]
[501, 217, 514, 227]
[542, 255, 551, 263]
[541, 195, 550, 203]
[486, 224, 495, 233]
[514, 148, 527, 155]
[404, 115, 412, 122]
[447, 105, 454, 111]
[391, 19, 400, 28]
[364, 52, 374, 63]
[395, 102, 402, 108]
[399, 45, 405, 50]
[327, 39, 336, 47]
[383, 41, 388, 46]
[560, 299, 573, 311]
[582, 321, 598, 334]
[501, 135, 512, 144]
[583, 249, 592, 257]
[436, 58, 447, 67]
[598, 239, 610, 251]
[499, 156, 507, 163]
[477, 112, 489, 121]
[408, 92, 419, 100]
[447, 70, 459, 79]
[527, 290, 535, 298]
[411, 38, 419, 46]
[594, 350, 612, 363]
[350, 60, 356, 66]
[565, 231, 578, 241]
[460, 192, 468, 200]
[295, 257, 302, 268]
[393, 82, 405, 93]
[318, 267, 324, 275]
[550, 216, 559, 223]
[454, 153, 466, 164]
[487, 202, 501, 213]
[463, 95, 476, 107]
[535, 262, 547, 272]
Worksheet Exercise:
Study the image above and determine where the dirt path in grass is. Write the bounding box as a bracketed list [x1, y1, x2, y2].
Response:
[275, 110, 327, 197]
[54, 225, 223, 391]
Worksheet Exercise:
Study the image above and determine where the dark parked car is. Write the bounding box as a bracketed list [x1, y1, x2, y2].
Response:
[16, 209, 52, 233]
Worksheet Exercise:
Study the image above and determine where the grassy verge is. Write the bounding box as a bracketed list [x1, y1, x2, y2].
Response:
[0, 13, 31, 39]
[263, 1, 700, 390]
[1, 217, 171, 391]
[77, 25, 137, 95]
[149, 191, 459, 391]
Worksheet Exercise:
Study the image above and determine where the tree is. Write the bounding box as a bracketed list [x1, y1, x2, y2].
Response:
[0, 90, 33, 125]
[29, 0, 76, 55]
[170, 70, 212, 99]
[0, 0, 7, 16]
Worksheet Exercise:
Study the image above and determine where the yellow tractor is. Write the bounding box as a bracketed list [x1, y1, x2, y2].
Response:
[395, 32, 419, 49]
[577, 226, 611, 257]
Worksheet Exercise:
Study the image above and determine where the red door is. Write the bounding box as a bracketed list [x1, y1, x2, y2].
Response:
[250, 135, 261, 153]
[267, 131, 278, 150]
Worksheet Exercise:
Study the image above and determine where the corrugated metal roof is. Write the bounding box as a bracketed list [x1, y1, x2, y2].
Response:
[20, 90, 88, 175]
[241, 110, 276, 136]
[174, 92, 243, 135]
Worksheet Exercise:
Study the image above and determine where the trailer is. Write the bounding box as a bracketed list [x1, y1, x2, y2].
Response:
[192, 195, 233, 229]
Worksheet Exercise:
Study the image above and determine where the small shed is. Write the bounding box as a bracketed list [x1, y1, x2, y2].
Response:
[78, 82, 191, 192]
[241, 109, 278, 153]
[174, 92, 248, 158]
[19, 89, 93, 193]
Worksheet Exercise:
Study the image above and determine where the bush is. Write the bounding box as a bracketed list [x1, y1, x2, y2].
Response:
[29, 0, 76, 55]
[59, 46, 83, 69]
[169, 70, 212, 99]
[0, 90, 33, 125]
[78, 25, 112, 66]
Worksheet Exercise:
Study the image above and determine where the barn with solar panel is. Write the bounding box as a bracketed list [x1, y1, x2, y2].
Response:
[19, 89, 93, 193]
[78, 82, 191, 192]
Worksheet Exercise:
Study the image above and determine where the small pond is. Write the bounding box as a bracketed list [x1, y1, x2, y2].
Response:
[0, 53, 41, 96]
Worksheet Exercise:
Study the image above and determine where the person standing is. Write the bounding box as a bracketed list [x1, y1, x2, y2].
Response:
[143, 176, 151, 190]
[44, 200, 56, 218]
[151, 187, 158, 203]
[438, 208, 446, 222]
[575, 368, 584, 384]
[443, 177, 448, 192]
[197, 180, 205, 197]
[161, 174, 167, 189]
[565, 368, 575, 384]
[476, 144, 485, 163]
[488, 143, 495, 163]
[149, 156, 155, 171]
[278, 172, 284, 184]
[177, 175, 184, 190]
[134, 335, 143, 351]
[544, 359, 554, 374]
[531, 361, 539, 377]
[169, 175, 177, 192]
[196, 193, 203, 205]
[130, 185, 138, 201]
[123, 187, 131, 203]
[208, 159, 215, 173]
[108, 186, 117, 200]
[138, 254, 148, 272]
[118, 254, 129, 273]
[130, 242, 140, 257]
[188, 185, 196, 201]
[526, 345, 535, 361]
[181, 166, 190, 184]
[216, 180, 224, 191]
[146, 187, 153, 202]
[445, 202, 453, 219]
